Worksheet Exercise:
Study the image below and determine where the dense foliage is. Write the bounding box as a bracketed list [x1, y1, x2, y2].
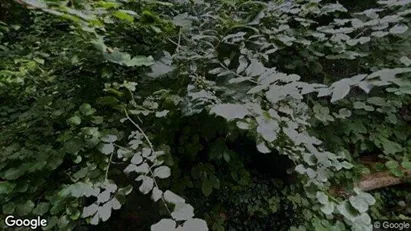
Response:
[1, 0, 411, 230]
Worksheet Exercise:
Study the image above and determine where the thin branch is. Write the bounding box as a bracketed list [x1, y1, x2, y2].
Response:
[105, 151, 114, 180]
[124, 108, 154, 151]
[219, 63, 258, 84]
[123, 108, 172, 216]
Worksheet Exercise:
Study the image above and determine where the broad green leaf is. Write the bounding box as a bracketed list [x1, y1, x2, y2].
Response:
[171, 203, 194, 221]
[337, 201, 357, 221]
[79, 103, 95, 116]
[136, 175, 154, 194]
[32, 202, 50, 215]
[401, 161, 411, 169]
[172, 13, 192, 28]
[155, 110, 169, 117]
[151, 219, 176, 231]
[16, 200, 35, 216]
[400, 56, 411, 66]
[117, 185, 133, 196]
[113, 11, 135, 22]
[389, 24, 408, 34]
[182, 219, 208, 231]
[100, 134, 117, 143]
[256, 142, 270, 154]
[164, 190, 185, 204]
[0, 182, 16, 194]
[385, 160, 399, 169]
[135, 163, 150, 174]
[316, 192, 328, 205]
[4, 168, 25, 180]
[153, 166, 171, 179]
[96, 96, 119, 106]
[201, 179, 213, 196]
[349, 196, 368, 213]
[21, 0, 47, 8]
[366, 97, 386, 106]
[131, 154, 143, 165]
[245, 59, 265, 76]
[237, 55, 248, 74]
[2, 202, 15, 214]
[321, 202, 335, 215]
[151, 187, 162, 202]
[331, 82, 351, 103]
[67, 116, 81, 126]
[97, 143, 114, 155]
[98, 202, 112, 222]
[210, 104, 250, 120]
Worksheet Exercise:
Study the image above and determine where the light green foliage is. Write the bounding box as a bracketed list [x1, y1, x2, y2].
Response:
[1, 0, 411, 230]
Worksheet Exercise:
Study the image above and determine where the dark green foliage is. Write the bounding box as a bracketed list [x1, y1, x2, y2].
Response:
[1, 0, 411, 230]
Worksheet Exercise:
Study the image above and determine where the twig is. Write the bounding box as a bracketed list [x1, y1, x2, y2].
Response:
[105, 151, 114, 180]
[123, 108, 173, 216]
[219, 63, 258, 84]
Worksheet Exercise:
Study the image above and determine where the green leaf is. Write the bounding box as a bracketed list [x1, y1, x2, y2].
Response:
[380, 138, 402, 154]
[223, 150, 231, 163]
[117, 185, 133, 196]
[4, 168, 25, 180]
[389, 24, 408, 34]
[64, 138, 84, 154]
[172, 13, 192, 28]
[164, 190, 185, 204]
[82, 203, 98, 218]
[0, 182, 16, 194]
[171, 203, 194, 221]
[337, 201, 357, 221]
[153, 166, 171, 179]
[69, 208, 81, 220]
[16, 200, 35, 216]
[96, 96, 119, 106]
[256, 142, 270, 154]
[20, 0, 47, 8]
[67, 116, 81, 126]
[390, 168, 404, 177]
[385, 160, 399, 169]
[209, 175, 220, 189]
[80, 103, 95, 116]
[97, 143, 114, 155]
[257, 118, 279, 142]
[245, 59, 265, 76]
[401, 161, 411, 169]
[400, 56, 411, 66]
[33, 202, 50, 215]
[136, 175, 154, 194]
[151, 219, 176, 231]
[338, 108, 352, 118]
[124, 55, 154, 67]
[331, 81, 351, 103]
[91, 116, 104, 124]
[182, 219, 208, 231]
[2, 202, 15, 214]
[210, 104, 250, 121]
[201, 179, 213, 196]
[100, 134, 117, 143]
[316, 192, 328, 205]
[366, 97, 386, 106]
[151, 187, 162, 202]
[113, 11, 135, 22]
[155, 110, 169, 117]
[349, 196, 368, 213]
[321, 202, 335, 215]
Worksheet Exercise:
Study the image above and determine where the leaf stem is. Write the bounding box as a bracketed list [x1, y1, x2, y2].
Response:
[105, 150, 114, 180]
[123, 108, 173, 216]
